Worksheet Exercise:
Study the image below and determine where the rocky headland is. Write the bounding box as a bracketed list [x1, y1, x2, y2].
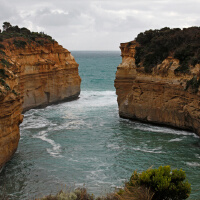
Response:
[0, 23, 81, 169]
[115, 27, 200, 136]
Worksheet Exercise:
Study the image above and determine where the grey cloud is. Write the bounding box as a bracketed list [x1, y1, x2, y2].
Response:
[0, 1, 18, 22]
[0, 0, 199, 50]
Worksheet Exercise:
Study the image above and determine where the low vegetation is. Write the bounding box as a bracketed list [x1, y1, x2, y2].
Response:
[38, 188, 95, 200]
[0, 22, 56, 95]
[185, 76, 200, 93]
[37, 166, 191, 200]
[134, 27, 200, 74]
[0, 58, 12, 68]
[13, 39, 27, 48]
[128, 166, 191, 200]
[0, 22, 55, 49]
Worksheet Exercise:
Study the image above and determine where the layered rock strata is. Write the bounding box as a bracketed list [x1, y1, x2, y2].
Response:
[115, 41, 200, 136]
[0, 39, 81, 168]
[4, 40, 81, 112]
[0, 57, 23, 169]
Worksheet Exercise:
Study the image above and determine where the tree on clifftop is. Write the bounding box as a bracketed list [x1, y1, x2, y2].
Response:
[3, 22, 12, 31]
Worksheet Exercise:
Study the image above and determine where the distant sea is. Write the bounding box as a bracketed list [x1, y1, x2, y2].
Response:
[0, 51, 199, 199]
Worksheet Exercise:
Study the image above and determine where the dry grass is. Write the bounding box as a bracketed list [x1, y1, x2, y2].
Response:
[36, 188, 94, 200]
[115, 185, 154, 200]
[36, 185, 154, 200]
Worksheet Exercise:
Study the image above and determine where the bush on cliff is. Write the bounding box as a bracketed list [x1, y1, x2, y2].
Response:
[135, 27, 200, 74]
[37, 166, 191, 200]
[38, 188, 94, 200]
[0, 58, 12, 68]
[185, 76, 200, 93]
[13, 39, 27, 48]
[128, 166, 191, 200]
[0, 22, 55, 47]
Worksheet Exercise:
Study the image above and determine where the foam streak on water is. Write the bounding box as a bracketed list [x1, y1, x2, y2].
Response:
[0, 51, 200, 200]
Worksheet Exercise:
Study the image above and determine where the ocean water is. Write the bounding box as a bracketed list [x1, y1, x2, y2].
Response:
[0, 51, 200, 200]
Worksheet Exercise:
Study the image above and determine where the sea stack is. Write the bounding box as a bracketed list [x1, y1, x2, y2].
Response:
[0, 23, 81, 169]
[115, 27, 200, 136]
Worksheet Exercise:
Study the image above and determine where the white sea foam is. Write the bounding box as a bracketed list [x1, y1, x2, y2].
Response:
[20, 114, 51, 129]
[134, 122, 196, 137]
[62, 120, 88, 130]
[131, 146, 164, 154]
[52, 119, 92, 131]
[168, 138, 183, 142]
[106, 143, 121, 150]
[186, 162, 200, 167]
[33, 131, 63, 158]
[86, 169, 107, 181]
[60, 90, 117, 110]
[195, 154, 200, 159]
[107, 143, 164, 154]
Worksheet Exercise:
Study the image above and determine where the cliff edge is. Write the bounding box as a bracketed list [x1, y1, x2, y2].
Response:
[0, 23, 81, 168]
[115, 27, 200, 136]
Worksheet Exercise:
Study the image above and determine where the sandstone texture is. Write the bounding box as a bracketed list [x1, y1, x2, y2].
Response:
[0, 56, 23, 169]
[0, 36, 81, 168]
[115, 41, 200, 136]
[4, 40, 81, 112]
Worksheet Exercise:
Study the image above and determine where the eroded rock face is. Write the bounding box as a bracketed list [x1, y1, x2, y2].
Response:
[115, 41, 200, 136]
[4, 41, 81, 112]
[0, 39, 81, 168]
[0, 58, 23, 169]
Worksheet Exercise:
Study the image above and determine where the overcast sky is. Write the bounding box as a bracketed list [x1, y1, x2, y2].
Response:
[0, 0, 199, 50]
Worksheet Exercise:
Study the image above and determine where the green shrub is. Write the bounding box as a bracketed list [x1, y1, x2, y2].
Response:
[190, 56, 198, 66]
[0, 58, 12, 68]
[185, 76, 200, 93]
[128, 166, 191, 200]
[0, 77, 5, 85]
[0, 78, 10, 91]
[0, 68, 8, 78]
[0, 22, 56, 46]
[37, 166, 191, 200]
[174, 62, 190, 75]
[0, 50, 5, 55]
[134, 27, 200, 74]
[13, 39, 27, 48]
[36, 39, 45, 46]
[39, 188, 94, 200]
[12, 89, 18, 96]
[0, 44, 5, 49]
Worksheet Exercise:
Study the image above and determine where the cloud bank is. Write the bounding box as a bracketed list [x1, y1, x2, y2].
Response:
[0, 0, 199, 50]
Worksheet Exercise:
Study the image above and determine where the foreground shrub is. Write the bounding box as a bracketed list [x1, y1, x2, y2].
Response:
[37, 166, 191, 200]
[38, 188, 94, 200]
[128, 166, 191, 200]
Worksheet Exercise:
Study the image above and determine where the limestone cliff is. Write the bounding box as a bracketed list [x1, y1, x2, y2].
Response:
[115, 32, 200, 136]
[4, 40, 81, 112]
[0, 56, 23, 169]
[0, 25, 81, 168]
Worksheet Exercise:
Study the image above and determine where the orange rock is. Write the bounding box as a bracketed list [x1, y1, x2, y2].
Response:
[115, 41, 200, 136]
[0, 40, 81, 169]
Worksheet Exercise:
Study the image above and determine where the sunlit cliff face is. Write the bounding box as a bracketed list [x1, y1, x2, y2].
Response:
[0, 37, 81, 168]
[115, 41, 200, 137]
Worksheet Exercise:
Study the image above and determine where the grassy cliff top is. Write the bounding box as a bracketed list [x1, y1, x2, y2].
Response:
[0, 22, 55, 49]
[0, 22, 56, 95]
[134, 27, 200, 73]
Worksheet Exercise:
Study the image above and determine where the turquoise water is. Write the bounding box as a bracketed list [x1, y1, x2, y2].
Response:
[0, 51, 200, 200]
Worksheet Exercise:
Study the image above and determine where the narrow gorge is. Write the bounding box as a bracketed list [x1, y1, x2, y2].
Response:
[0, 25, 81, 169]
[115, 27, 200, 137]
